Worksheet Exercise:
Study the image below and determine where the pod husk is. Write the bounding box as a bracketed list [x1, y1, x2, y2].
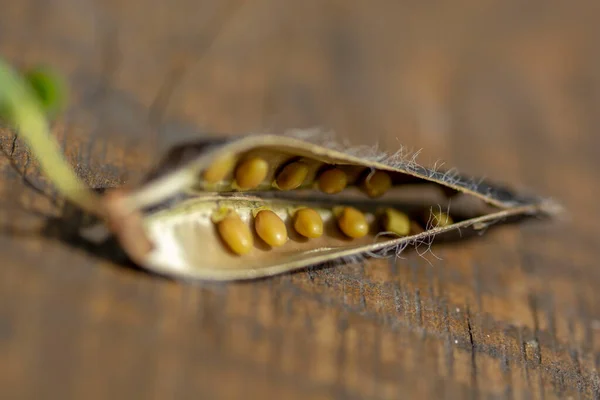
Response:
[88, 134, 559, 281]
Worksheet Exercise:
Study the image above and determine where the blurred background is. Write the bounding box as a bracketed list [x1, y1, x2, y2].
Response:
[1, 0, 600, 398]
[2, 0, 598, 183]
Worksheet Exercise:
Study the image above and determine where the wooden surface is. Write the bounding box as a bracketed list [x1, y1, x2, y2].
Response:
[1, 1, 600, 398]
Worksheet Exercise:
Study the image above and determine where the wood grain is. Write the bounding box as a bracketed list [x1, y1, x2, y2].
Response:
[1, 0, 599, 398]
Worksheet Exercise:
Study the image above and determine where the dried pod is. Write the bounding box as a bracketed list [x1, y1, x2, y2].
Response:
[0, 58, 562, 281]
[113, 134, 560, 280]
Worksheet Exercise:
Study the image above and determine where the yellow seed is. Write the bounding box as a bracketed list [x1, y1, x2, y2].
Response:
[255, 210, 288, 247]
[430, 210, 453, 227]
[363, 170, 392, 198]
[381, 208, 410, 236]
[235, 157, 269, 190]
[202, 153, 235, 183]
[216, 211, 253, 255]
[276, 161, 309, 190]
[337, 207, 369, 238]
[293, 208, 323, 238]
[318, 167, 347, 194]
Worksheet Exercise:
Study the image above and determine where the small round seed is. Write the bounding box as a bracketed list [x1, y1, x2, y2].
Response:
[381, 208, 410, 236]
[363, 170, 392, 198]
[318, 167, 347, 194]
[202, 154, 235, 183]
[217, 211, 253, 255]
[255, 210, 288, 247]
[235, 157, 269, 190]
[276, 161, 309, 190]
[430, 210, 453, 227]
[337, 207, 369, 238]
[293, 208, 323, 238]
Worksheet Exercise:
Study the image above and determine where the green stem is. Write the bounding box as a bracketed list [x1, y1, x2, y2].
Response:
[0, 59, 103, 217]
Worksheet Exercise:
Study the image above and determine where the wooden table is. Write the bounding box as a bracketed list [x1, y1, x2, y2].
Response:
[1, 1, 599, 398]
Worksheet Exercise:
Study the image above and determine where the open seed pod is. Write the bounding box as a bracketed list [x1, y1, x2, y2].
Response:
[85, 133, 559, 281]
[0, 59, 561, 281]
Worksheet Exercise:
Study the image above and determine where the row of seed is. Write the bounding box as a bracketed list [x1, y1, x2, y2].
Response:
[202, 154, 393, 197]
[216, 206, 453, 256]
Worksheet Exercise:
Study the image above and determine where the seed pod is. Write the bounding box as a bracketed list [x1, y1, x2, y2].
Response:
[381, 208, 411, 236]
[318, 167, 347, 194]
[336, 207, 369, 238]
[254, 209, 288, 247]
[235, 157, 269, 190]
[214, 210, 253, 255]
[363, 170, 392, 198]
[293, 208, 324, 238]
[276, 161, 309, 190]
[202, 153, 235, 183]
[106, 134, 559, 280]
